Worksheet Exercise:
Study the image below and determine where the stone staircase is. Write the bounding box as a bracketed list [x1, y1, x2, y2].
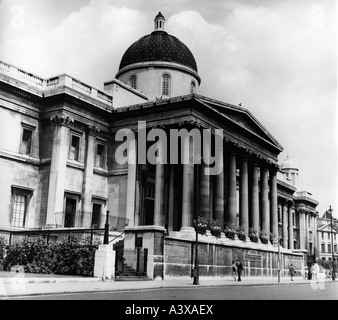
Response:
[114, 240, 150, 281]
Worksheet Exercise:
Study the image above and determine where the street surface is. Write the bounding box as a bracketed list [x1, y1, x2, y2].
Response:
[6, 281, 338, 300]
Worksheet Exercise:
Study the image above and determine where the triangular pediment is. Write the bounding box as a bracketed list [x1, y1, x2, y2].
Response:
[193, 95, 283, 152]
[318, 222, 338, 232]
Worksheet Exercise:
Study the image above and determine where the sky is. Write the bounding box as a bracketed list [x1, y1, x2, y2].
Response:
[0, 0, 337, 217]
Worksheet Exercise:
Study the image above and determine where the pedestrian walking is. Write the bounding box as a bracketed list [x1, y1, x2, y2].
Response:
[231, 260, 237, 281]
[236, 259, 243, 281]
[289, 264, 295, 281]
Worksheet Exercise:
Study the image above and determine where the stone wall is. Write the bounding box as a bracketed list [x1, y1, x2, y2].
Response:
[161, 235, 304, 280]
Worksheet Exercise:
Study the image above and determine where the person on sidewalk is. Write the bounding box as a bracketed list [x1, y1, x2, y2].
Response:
[231, 261, 237, 281]
[236, 260, 243, 281]
[289, 264, 295, 281]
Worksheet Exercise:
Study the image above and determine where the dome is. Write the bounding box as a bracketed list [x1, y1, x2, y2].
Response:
[118, 14, 198, 73]
[280, 155, 298, 170]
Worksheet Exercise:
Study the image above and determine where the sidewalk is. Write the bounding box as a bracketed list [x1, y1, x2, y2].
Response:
[0, 271, 333, 298]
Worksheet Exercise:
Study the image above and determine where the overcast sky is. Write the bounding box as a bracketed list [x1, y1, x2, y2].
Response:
[0, 0, 337, 217]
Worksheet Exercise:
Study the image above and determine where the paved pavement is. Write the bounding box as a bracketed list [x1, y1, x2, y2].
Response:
[0, 271, 334, 298]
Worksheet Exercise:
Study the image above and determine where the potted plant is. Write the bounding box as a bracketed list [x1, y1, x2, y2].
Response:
[193, 216, 209, 234]
[259, 229, 269, 244]
[269, 232, 278, 244]
[236, 225, 246, 241]
[224, 222, 236, 239]
[209, 219, 222, 237]
[249, 227, 259, 242]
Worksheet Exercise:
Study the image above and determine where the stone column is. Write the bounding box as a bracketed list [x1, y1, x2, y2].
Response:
[260, 164, 269, 234]
[299, 209, 306, 249]
[282, 201, 288, 248]
[239, 155, 249, 236]
[199, 140, 210, 220]
[81, 125, 99, 227]
[126, 131, 137, 227]
[154, 134, 166, 226]
[213, 144, 224, 227]
[167, 165, 175, 232]
[250, 160, 260, 231]
[269, 167, 278, 238]
[227, 150, 237, 225]
[305, 212, 310, 252]
[288, 203, 294, 250]
[313, 214, 318, 258]
[181, 135, 194, 230]
[46, 115, 73, 227]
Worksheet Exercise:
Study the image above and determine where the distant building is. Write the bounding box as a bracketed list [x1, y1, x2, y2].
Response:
[317, 210, 338, 261]
[0, 12, 319, 279]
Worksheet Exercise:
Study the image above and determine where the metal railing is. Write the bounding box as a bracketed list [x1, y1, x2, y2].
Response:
[0, 227, 106, 246]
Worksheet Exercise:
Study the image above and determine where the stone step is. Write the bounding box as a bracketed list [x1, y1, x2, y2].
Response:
[115, 276, 151, 281]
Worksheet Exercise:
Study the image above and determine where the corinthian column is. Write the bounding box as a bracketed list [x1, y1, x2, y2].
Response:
[239, 156, 249, 236]
[227, 151, 237, 225]
[250, 161, 260, 231]
[181, 135, 194, 230]
[213, 143, 224, 227]
[288, 203, 294, 250]
[46, 114, 74, 227]
[282, 201, 288, 248]
[199, 140, 210, 220]
[260, 165, 269, 234]
[269, 167, 278, 238]
[154, 134, 166, 226]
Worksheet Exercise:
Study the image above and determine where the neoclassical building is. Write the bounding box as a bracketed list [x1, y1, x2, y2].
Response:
[317, 209, 338, 262]
[0, 13, 319, 279]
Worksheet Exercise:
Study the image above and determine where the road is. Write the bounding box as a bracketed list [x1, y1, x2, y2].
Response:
[6, 281, 338, 300]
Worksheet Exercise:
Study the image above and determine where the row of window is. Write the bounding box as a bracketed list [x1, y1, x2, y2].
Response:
[321, 243, 338, 253]
[129, 74, 196, 96]
[19, 124, 106, 169]
[11, 187, 105, 228]
[69, 133, 106, 168]
[320, 231, 337, 240]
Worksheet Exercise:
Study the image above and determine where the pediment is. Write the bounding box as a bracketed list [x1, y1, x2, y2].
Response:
[194, 95, 283, 152]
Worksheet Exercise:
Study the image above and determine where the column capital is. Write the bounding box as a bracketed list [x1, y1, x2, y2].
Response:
[50, 114, 74, 127]
[87, 124, 100, 136]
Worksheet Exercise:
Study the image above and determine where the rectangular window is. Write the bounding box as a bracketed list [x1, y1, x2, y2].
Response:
[95, 143, 105, 168]
[19, 126, 34, 155]
[11, 186, 33, 228]
[12, 194, 26, 227]
[69, 134, 80, 161]
[91, 203, 102, 228]
[64, 197, 77, 227]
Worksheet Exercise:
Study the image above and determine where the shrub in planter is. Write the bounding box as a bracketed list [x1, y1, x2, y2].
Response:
[236, 225, 246, 241]
[224, 222, 236, 239]
[269, 232, 278, 244]
[259, 229, 269, 244]
[193, 216, 209, 234]
[249, 227, 259, 242]
[209, 219, 222, 237]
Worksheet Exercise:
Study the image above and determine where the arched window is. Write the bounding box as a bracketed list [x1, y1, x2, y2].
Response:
[190, 81, 196, 94]
[162, 74, 171, 96]
[130, 75, 137, 89]
[321, 242, 325, 252]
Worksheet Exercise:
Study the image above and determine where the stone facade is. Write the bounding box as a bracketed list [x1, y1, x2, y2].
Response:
[0, 13, 320, 279]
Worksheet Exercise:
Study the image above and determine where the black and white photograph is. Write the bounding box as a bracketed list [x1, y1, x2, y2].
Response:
[0, 0, 337, 308]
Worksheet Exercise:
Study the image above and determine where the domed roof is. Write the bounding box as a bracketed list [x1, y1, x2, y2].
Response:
[118, 13, 198, 73]
[281, 155, 298, 170]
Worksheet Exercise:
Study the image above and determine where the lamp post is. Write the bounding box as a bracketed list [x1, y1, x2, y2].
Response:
[328, 205, 335, 280]
[104, 210, 110, 245]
